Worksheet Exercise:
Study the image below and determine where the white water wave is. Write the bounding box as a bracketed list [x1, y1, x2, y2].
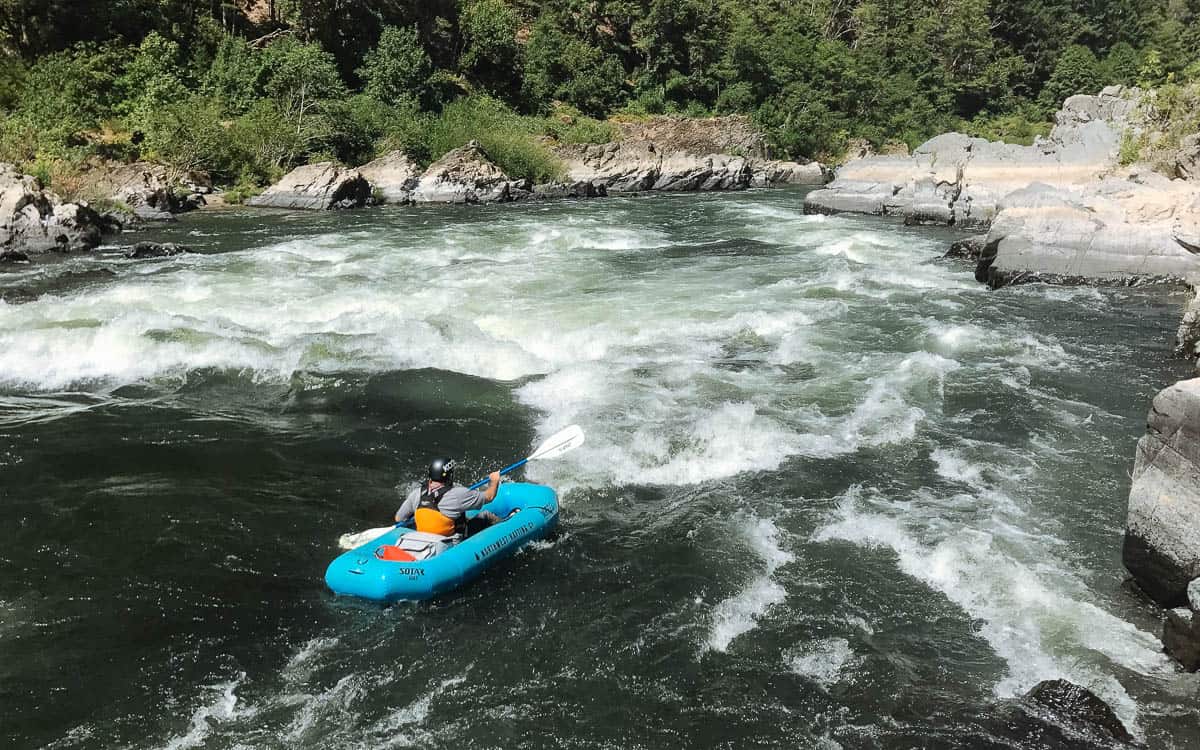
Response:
[705, 515, 794, 652]
[813, 486, 1173, 736]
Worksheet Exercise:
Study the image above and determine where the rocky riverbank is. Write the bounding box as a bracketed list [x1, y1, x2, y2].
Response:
[806, 87, 1200, 674]
[246, 139, 825, 212]
[806, 86, 1200, 290]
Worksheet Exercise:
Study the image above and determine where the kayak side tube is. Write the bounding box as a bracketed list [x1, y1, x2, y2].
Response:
[324, 482, 559, 602]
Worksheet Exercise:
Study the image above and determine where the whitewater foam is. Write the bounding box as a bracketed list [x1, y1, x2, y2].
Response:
[813, 486, 1172, 735]
[705, 515, 794, 652]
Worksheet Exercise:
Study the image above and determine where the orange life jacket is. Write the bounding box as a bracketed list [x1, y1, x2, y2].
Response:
[413, 482, 460, 536]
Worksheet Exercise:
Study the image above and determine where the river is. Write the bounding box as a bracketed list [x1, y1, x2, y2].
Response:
[1, 189, 1196, 749]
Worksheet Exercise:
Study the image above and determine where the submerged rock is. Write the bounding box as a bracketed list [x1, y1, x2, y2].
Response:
[357, 150, 421, 204]
[1019, 679, 1139, 747]
[0, 249, 28, 262]
[247, 162, 371, 210]
[411, 141, 528, 204]
[1123, 377, 1200, 607]
[944, 235, 987, 261]
[125, 242, 190, 259]
[532, 181, 606, 199]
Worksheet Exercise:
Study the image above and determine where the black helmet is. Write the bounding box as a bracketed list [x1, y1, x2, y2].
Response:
[428, 457, 455, 483]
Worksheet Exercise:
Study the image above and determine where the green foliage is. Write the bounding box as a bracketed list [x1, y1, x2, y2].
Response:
[524, 18, 626, 117]
[358, 26, 432, 107]
[1102, 42, 1141, 86]
[3, 0, 1200, 178]
[1118, 129, 1145, 165]
[427, 96, 562, 182]
[539, 107, 618, 144]
[1039, 45, 1102, 110]
[140, 94, 234, 175]
[460, 0, 521, 97]
[963, 109, 1052, 145]
[202, 35, 261, 115]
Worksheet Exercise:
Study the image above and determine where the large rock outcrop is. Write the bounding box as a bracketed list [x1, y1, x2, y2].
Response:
[975, 173, 1200, 287]
[0, 163, 110, 253]
[357, 150, 421, 204]
[1123, 378, 1200, 608]
[556, 142, 824, 194]
[410, 141, 529, 204]
[805, 87, 1143, 228]
[84, 161, 211, 220]
[247, 162, 371, 210]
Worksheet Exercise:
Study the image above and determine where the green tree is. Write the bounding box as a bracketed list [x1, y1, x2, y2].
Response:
[524, 17, 625, 116]
[1038, 44, 1102, 109]
[460, 0, 521, 97]
[358, 25, 431, 107]
[116, 32, 189, 122]
[1102, 41, 1140, 85]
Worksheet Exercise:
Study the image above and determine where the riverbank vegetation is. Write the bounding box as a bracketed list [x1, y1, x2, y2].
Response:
[1, 0, 1198, 189]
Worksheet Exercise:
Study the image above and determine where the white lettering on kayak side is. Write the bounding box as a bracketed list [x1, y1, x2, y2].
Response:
[474, 522, 537, 562]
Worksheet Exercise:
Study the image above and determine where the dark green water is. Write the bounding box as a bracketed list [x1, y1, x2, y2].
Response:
[0, 190, 1196, 749]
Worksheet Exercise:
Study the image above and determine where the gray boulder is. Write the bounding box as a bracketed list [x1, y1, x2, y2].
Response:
[532, 181, 606, 199]
[748, 159, 827, 187]
[88, 162, 211, 218]
[0, 164, 108, 254]
[558, 141, 661, 194]
[1176, 133, 1200, 181]
[411, 141, 528, 204]
[652, 152, 751, 191]
[977, 177, 1200, 287]
[1163, 606, 1200, 671]
[247, 162, 370, 210]
[1019, 679, 1137, 747]
[357, 150, 421, 204]
[125, 242, 189, 259]
[1123, 378, 1200, 607]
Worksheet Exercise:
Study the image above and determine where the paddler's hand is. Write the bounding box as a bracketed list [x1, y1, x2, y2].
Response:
[489, 471, 501, 485]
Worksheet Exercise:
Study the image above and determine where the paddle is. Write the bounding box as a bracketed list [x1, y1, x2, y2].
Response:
[336, 424, 585, 550]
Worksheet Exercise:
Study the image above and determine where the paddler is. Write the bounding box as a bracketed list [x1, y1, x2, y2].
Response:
[394, 458, 503, 538]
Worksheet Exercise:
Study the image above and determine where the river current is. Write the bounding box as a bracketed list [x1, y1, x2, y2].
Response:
[1, 189, 1197, 748]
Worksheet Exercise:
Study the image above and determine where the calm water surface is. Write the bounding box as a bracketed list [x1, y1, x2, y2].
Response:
[1, 189, 1197, 748]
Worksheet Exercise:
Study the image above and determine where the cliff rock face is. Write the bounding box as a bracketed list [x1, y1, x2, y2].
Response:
[806, 87, 1141, 228]
[410, 141, 529, 204]
[557, 142, 825, 194]
[357, 151, 421, 204]
[247, 162, 370, 210]
[1123, 378, 1200, 608]
[0, 163, 109, 253]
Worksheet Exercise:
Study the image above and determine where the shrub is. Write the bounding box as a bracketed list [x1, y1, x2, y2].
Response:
[428, 96, 562, 182]
[539, 106, 617, 144]
[202, 34, 262, 115]
[140, 94, 235, 176]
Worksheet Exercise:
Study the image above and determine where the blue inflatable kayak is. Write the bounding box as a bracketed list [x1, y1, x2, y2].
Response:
[325, 482, 559, 602]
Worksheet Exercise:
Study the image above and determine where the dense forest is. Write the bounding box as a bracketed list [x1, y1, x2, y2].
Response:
[1, 0, 1199, 194]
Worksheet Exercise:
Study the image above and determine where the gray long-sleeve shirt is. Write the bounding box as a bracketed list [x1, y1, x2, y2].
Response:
[394, 483, 488, 523]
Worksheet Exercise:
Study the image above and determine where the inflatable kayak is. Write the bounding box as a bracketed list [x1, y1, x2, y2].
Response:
[325, 482, 559, 602]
